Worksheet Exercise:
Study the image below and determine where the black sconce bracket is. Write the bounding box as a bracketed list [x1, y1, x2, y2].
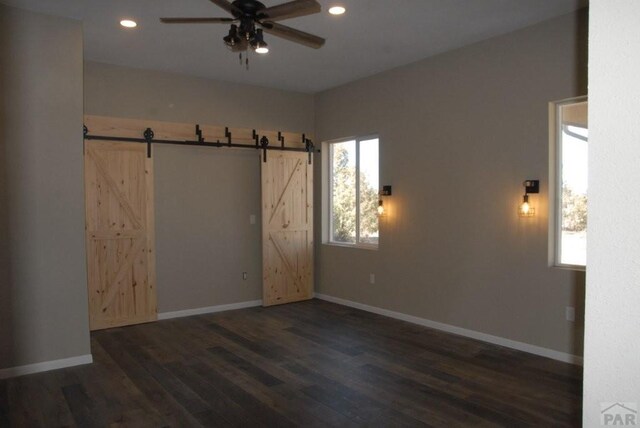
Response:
[524, 180, 540, 194]
[380, 185, 392, 196]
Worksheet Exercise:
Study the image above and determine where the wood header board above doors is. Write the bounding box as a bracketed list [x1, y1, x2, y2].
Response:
[84, 115, 315, 160]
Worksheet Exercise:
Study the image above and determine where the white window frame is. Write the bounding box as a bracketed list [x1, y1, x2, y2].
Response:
[323, 135, 379, 250]
[549, 95, 588, 271]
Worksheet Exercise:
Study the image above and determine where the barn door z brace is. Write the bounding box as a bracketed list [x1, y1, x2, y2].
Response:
[83, 124, 318, 164]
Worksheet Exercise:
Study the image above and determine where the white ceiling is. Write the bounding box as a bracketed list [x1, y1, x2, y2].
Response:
[1, 0, 586, 93]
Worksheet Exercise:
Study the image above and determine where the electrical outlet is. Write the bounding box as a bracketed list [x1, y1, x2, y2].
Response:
[249, 214, 256, 225]
[369, 273, 375, 284]
[566, 306, 575, 322]
[242, 272, 248, 280]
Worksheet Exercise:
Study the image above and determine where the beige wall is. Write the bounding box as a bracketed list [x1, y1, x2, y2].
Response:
[0, 5, 90, 369]
[84, 62, 314, 313]
[584, 1, 640, 425]
[314, 10, 588, 357]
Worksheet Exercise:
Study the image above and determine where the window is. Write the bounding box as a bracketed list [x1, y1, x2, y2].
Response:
[326, 136, 379, 248]
[551, 97, 588, 268]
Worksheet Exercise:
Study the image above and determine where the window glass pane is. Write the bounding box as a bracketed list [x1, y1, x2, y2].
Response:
[358, 138, 379, 245]
[330, 140, 356, 243]
[559, 102, 588, 266]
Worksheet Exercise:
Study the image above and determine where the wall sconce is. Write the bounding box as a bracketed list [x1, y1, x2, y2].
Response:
[378, 185, 392, 217]
[518, 180, 539, 217]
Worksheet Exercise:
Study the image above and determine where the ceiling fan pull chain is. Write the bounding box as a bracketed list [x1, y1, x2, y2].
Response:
[239, 52, 243, 65]
[246, 55, 249, 70]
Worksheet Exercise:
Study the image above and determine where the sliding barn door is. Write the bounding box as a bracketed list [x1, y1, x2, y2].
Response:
[84, 141, 157, 330]
[262, 151, 313, 306]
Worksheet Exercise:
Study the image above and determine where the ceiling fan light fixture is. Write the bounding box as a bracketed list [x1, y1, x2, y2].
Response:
[223, 24, 241, 46]
[251, 28, 269, 54]
[120, 19, 138, 28]
[328, 6, 346, 15]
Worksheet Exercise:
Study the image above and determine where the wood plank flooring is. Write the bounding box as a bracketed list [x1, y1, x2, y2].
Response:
[0, 299, 582, 427]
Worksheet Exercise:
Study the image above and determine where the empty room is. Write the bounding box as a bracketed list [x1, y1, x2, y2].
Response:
[0, 0, 638, 427]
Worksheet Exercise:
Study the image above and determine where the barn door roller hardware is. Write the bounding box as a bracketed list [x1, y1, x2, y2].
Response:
[83, 124, 318, 163]
[303, 135, 315, 165]
[144, 128, 154, 158]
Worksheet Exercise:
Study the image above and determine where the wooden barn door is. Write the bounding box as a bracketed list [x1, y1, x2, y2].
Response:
[262, 151, 313, 306]
[84, 141, 157, 330]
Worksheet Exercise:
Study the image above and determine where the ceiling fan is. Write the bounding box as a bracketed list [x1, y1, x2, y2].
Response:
[160, 0, 326, 59]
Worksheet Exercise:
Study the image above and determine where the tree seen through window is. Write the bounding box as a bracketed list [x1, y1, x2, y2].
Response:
[329, 138, 379, 246]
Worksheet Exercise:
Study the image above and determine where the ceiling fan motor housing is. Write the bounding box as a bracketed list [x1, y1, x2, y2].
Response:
[231, 0, 267, 18]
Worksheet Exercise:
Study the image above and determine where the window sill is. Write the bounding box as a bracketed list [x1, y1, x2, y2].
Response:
[323, 242, 378, 251]
[552, 263, 586, 272]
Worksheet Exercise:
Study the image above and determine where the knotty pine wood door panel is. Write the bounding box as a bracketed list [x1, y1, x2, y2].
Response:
[262, 151, 313, 306]
[84, 141, 157, 330]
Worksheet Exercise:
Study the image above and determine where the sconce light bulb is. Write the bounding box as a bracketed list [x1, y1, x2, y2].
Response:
[377, 200, 385, 216]
[518, 193, 535, 217]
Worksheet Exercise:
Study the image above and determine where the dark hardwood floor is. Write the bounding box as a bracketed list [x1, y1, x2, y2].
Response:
[0, 299, 582, 427]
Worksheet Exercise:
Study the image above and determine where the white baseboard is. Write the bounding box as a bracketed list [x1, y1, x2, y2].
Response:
[314, 293, 583, 366]
[158, 300, 263, 320]
[0, 300, 262, 379]
[0, 354, 93, 380]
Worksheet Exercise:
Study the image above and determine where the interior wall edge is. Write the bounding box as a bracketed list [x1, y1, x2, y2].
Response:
[0, 3, 90, 370]
[583, 0, 640, 424]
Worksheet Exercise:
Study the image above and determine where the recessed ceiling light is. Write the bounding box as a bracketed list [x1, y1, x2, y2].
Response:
[120, 19, 137, 28]
[328, 6, 346, 15]
[255, 47, 269, 54]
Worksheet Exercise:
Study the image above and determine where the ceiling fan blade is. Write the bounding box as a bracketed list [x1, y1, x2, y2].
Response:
[208, 0, 242, 17]
[261, 21, 325, 49]
[259, 0, 321, 22]
[160, 17, 235, 24]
